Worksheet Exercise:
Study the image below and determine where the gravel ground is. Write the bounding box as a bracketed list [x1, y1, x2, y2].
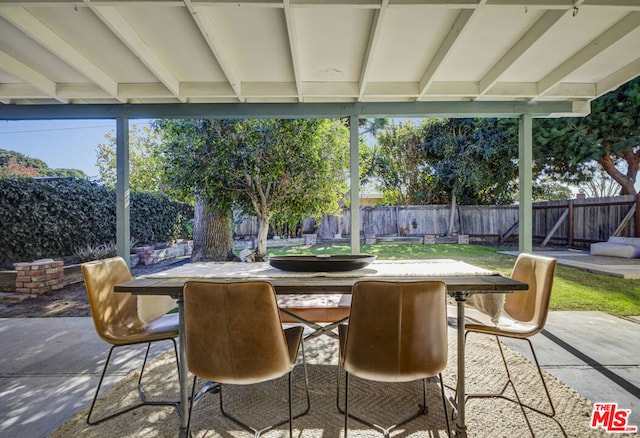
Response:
[0, 257, 189, 318]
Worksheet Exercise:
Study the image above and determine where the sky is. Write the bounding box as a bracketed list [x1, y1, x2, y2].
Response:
[0, 119, 152, 178]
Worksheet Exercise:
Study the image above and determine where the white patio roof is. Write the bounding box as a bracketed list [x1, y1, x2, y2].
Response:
[1, 0, 639, 256]
[0, 0, 639, 116]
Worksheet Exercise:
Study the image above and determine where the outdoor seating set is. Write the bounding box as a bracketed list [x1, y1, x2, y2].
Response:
[80, 253, 559, 438]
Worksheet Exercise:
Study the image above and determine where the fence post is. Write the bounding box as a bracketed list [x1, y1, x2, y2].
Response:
[568, 199, 574, 247]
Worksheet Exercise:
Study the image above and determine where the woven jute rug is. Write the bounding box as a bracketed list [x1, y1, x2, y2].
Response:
[50, 334, 629, 438]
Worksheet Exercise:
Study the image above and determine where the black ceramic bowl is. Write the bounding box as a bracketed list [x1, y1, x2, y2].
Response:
[267, 254, 376, 272]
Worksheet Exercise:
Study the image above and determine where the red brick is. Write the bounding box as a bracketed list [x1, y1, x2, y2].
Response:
[29, 269, 45, 276]
[24, 282, 45, 289]
[15, 288, 32, 294]
[16, 276, 31, 283]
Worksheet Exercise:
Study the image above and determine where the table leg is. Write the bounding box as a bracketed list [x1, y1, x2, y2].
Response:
[177, 296, 190, 438]
[455, 293, 468, 438]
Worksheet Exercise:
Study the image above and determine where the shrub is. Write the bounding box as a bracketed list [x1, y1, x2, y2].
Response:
[0, 177, 193, 268]
[73, 242, 117, 262]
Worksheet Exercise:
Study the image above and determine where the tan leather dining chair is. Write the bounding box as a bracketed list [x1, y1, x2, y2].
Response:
[81, 256, 180, 425]
[337, 280, 451, 438]
[462, 253, 559, 436]
[183, 280, 311, 437]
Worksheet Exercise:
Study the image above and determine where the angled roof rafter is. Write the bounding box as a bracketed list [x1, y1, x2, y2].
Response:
[417, 7, 477, 100]
[358, 0, 389, 101]
[86, 2, 185, 102]
[283, 0, 303, 101]
[537, 11, 640, 97]
[0, 50, 63, 102]
[0, 6, 124, 101]
[184, 0, 244, 102]
[477, 9, 566, 97]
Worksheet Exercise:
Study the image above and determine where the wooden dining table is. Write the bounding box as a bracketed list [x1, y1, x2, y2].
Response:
[114, 258, 527, 438]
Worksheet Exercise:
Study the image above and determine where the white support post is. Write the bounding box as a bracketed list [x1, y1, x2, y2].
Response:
[518, 114, 533, 254]
[116, 117, 131, 266]
[350, 115, 360, 254]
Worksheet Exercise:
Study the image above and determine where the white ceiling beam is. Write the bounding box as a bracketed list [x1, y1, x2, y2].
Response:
[0, 83, 69, 103]
[416, 6, 479, 100]
[542, 82, 596, 98]
[478, 10, 565, 96]
[485, 0, 583, 8]
[581, 0, 640, 10]
[180, 82, 238, 98]
[0, 6, 123, 101]
[118, 83, 177, 99]
[302, 81, 359, 97]
[358, 0, 389, 101]
[57, 83, 114, 99]
[86, 3, 185, 102]
[282, 0, 303, 101]
[538, 11, 640, 96]
[0, 50, 57, 97]
[184, 0, 244, 102]
[0, 83, 46, 98]
[596, 58, 640, 96]
[364, 82, 419, 97]
[242, 81, 298, 97]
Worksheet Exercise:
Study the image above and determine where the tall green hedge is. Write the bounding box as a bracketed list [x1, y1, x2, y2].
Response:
[0, 178, 193, 269]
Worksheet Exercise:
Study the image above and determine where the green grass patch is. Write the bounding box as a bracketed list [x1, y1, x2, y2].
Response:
[267, 243, 640, 317]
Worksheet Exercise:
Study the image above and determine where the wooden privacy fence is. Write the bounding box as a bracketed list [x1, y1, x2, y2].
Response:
[234, 194, 639, 248]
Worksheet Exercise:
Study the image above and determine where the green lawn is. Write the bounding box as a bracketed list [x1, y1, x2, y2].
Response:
[267, 243, 640, 318]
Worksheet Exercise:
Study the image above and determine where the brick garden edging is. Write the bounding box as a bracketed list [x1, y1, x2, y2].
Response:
[13, 259, 64, 295]
[0, 241, 194, 301]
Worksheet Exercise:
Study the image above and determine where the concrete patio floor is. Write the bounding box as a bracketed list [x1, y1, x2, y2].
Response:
[501, 249, 640, 279]
[0, 312, 638, 437]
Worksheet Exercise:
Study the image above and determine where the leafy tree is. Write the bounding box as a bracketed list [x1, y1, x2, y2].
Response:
[359, 118, 389, 136]
[0, 149, 48, 171]
[375, 120, 434, 205]
[153, 119, 237, 261]
[424, 118, 518, 205]
[374, 119, 518, 208]
[580, 163, 623, 198]
[45, 168, 86, 178]
[0, 157, 39, 177]
[532, 178, 572, 201]
[96, 125, 164, 192]
[0, 148, 85, 178]
[154, 119, 349, 260]
[533, 77, 640, 195]
[422, 118, 518, 234]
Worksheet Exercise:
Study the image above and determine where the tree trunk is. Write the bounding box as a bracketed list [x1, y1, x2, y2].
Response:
[598, 150, 638, 196]
[447, 186, 457, 236]
[255, 215, 270, 260]
[191, 200, 237, 262]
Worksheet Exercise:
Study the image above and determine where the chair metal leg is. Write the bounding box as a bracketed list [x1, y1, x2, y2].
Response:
[344, 371, 349, 438]
[435, 374, 452, 438]
[464, 333, 566, 438]
[194, 346, 311, 438]
[340, 369, 435, 438]
[87, 338, 180, 425]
